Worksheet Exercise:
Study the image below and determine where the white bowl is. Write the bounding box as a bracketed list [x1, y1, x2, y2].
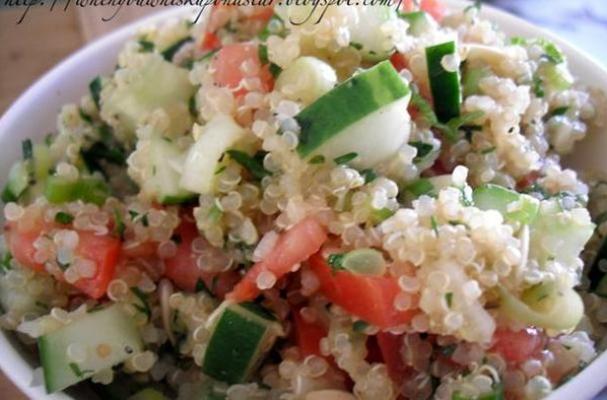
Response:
[1, 2, 606, 399]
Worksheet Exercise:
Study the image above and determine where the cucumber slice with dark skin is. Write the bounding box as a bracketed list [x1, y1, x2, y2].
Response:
[426, 41, 462, 122]
[202, 302, 282, 384]
[295, 60, 410, 159]
[39, 305, 143, 393]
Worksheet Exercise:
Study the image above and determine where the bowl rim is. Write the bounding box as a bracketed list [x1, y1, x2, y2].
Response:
[1, 2, 606, 399]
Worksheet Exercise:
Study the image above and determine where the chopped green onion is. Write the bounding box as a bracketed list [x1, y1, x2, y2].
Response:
[361, 168, 378, 184]
[445, 292, 453, 308]
[334, 152, 358, 165]
[54, 211, 74, 225]
[89, 76, 102, 109]
[138, 39, 155, 53]
[161, 37, 193, 61]
[407, 178, 436, 198]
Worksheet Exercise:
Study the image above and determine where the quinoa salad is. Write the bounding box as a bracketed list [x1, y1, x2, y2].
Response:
[2, 1, 607, 399]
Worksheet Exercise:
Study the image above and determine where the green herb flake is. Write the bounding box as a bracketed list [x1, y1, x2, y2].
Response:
[308, 155, 326, 165]
[430, 216, 439, 236]
[550, 106, 569, 117]
[128, 210, 139, 220]
[542, 41, 565, 64]
[89, 76, 103, 109]
[445, 292, 453, 308]
[258, 44, 269, 65]
[1, 186, 17, 204]
[510, 36, 528, 46]
[114, 209, 125, 240]
[480, 146, 496, 154]
[333, 152, 358, 165]
[208, 202, 223, 223]
[327, 253, 346, 273]
[22, 139, 33, 161]
[407, 178, 436, 198]
[0, 253, 12, 273]
[69, 363, 90, 378]
[410, 90, 438, 126]
[361, 168, 378, 184]
[214, 165, 227, 175]
[533, 76, 545, 98]
[353, 320, 369, 332]
[188, 95, 198, 118]
[410, 141, 434, 162]
[350, 42, 363, 50]
[138, 39, 155, 52]
[131, 287, 151, 319]
[435, 111, 485, 142]
[226, 149, 271, 180]
[371, 208, 396, 224]
[269, 63, 282, 79]
[54, 211, 74, 225]
[195, 278, 212, 295]
[78, 108, 93, 124]
[161, 37, 193, 61]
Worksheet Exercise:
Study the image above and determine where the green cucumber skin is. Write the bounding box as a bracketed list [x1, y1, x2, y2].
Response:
[202, 306, 267, 384]
[39, 305, 143, 393]
[472, 184, 539, 224]
[296, 61, 410, 158]
[45, 176, 109, 206]
[426, 41, 461, 122]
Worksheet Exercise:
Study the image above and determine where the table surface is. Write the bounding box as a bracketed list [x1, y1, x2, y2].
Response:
[1, 1, 606, 399]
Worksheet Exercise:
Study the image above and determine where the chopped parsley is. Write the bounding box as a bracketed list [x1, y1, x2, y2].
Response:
[54, 211, 74, 225]
[333, 152, 358, 165]
[0, 252, 12, 273]
[308, 155, 326, 165]
[188, 95, 198, 118]
[214, 165, 227, 175]
[258, 44, 269, 65]
[550, 106, 569, 117]
[22, 139, 33, 161]
[226, 150, 271, 180]
[131, 287, 151, 319]
[533, 76, 545, 98]
[78, 108, 93, 124]
[114, 209, 125, 240]
[407, 178, 436, 198]
[480, 146, 496, 154]
[445, 292, 453, 308]
[195, 278, 212, 295]
[350, 42, 363, 50]
[138, 39, 155, 52]
[360, 168, 378, 184]
[89, 76, 103, 109]
[208, 202, 223, 223]
[430, 216, 439, 236]
[269, 63, 282, 79]
[410, 141, 434, 162]
[161, 37, 193, 61]
[327, 253, 346, 273]
[353, 320, 369, 332]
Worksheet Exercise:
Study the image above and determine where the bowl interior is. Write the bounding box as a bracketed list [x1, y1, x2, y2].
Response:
[1, 2, 607, 399]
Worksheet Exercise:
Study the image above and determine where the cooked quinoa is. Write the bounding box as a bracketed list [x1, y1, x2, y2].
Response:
[1, 1, 606, 399]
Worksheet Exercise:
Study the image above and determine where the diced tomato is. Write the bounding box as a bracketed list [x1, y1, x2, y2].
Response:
[292, 308, 327, 357]
[402, 0, 446, 21]
[211, 43, 274, 96]
[227, 218, 328, 302]
[163, 219, 239, 297]
[72, 232, 121, 299]
[308, 253, 416, 329]
[516, 170, 541, 191]
[490, 327, 545, 363]
[121, 241, 158, 260]
[390, 52, 408, 72]
[5, 219, 120, 299]
[200, 31, 221, 52]
[377, 332, 413, 384]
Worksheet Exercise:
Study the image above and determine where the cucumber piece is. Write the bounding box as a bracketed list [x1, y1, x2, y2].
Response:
[180, 115, 246, 194]
[403, 174, 453, 202]
[143, 137, 194, 205]
[2, 161, 30, 202]
[426, 41, 461, 122]
[275, 57, 337, 105]
[45, 175, 110, 205]
[399, 11, 436, 36]
[473, 184, 540, 224]
[498, 282, 583, 331]
[296, 61, 410, 169]
[539, 62, 573, 92]
[38, 305, 143, 393]
[529, 198, 594, 266]
[202, 302, 282, 384]
[101, 54, 196, 137]
[129, 388, 166, 400]
[349, 5, 397, 61]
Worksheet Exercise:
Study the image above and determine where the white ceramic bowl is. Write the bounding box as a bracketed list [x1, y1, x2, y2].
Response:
[1, 2, 607, 399]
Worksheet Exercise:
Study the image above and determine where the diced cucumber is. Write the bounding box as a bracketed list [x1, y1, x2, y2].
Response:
[349, 5, 397, 61]
[143, 137, 194, 205]
[426, 41, 461, 122]
[202, 302, 283, 384]
[529, 198, 594, 265]
[498, 281, 583, 331]
[399, 11, 436, 36]
[101, 54, 196, 137]
[38, 304, 143, 393]
[473, 184, 540, 224]
[538, 62, 573, 92]
[3, 161, 29, 202]
[129, 388, 166, 400]
[45, 175, 110, 205]
[275, 56, 337, 105]
[403, 174, 452, 202]
[296, 61, 411, 169]
[462, 65, 490, 97]
[180, 115, 246, 194]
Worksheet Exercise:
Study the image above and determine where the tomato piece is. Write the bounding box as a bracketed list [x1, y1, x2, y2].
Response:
[5, 219, 120, 299]
[72, 232, 121, 299]
[292, 308, 327, 357]
[211, 43, 273, 96]
[227, 218, 328, 302]
[390, 53, 408, 72]
[200, 31, 221, 52]
[516, 170, 541, 191]
[377, 332, 413, 384]
[490, 327, 545, 363]
[163, 219, 239, 297]
[308, 253, 416, 329]
[403, 0, 446, 21]
[121, 241, 158, 260]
